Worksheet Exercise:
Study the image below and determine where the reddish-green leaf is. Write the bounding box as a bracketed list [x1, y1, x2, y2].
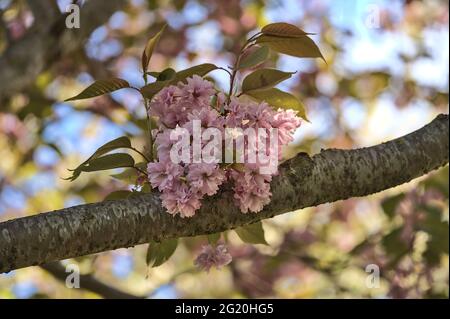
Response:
[65, 136, 134, 181]
[110, 168, 138, 184]
[80, 153, 135, 172]
[88, 136, 132, 161]
[242, 68, 295, 93]
[142, 25, 166, 72]
[235, 221, 268, 245]
[261, 22, 312, 37]
[238, 46, 269, 69]
[381, 194, 406, 219]
[382, 227, 409, 266]
[256, 34, 324, 60]
[146, 71, 160, 78]
[157, 67, 176, 81]
[419, 205, 449, 266]
[65, 78, 130, 101]
[146, 239, 178, 267]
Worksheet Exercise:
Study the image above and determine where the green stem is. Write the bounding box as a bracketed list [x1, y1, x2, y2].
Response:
[144, 97, 154, 161]
[227, 33, 261, 104]
[133, 165, 148, 177]
[142, 75, 154, 162]
[227, 58, 241, 103]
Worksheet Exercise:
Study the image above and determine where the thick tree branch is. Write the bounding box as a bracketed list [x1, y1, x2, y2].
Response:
[40, 262, 144, 299]
[0, 114, 448, 273]
[0, 0, 125, 103]
[26, 0, 61, 31]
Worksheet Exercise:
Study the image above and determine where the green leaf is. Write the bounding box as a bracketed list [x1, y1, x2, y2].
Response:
[419, 205, 449, 265]
[261, 22, 312, 37]
[207, 233, 221, 245]
[146, 71, 160, 78]
[242, 68, 295, 93]
[140, 80, 171, 100]
[142, 25, 166, 73]
[87, 136, 132, 162]
[349, 239, 370, 255]
[81, 153, 135, 172]
[157, 67, 176, 81]
[135, 162, 148, 171]
[174, 63, 218, 83]
[238, 46, 269, 69]
[382, 227, 410, 268]
[67, 153, 135, 181]
[65, 78, 130, 101]
[256, 34, 324, 60]
[146, 239, 178, 267]
[66, 137, 133, 181]
[381, 193, 406, 219]
[110, 168, 138, 184]
[104, 190, 134, 201]
[235, 221, 268, 245]
[424, 237, 448, 266]
[245, 88, 308, 121]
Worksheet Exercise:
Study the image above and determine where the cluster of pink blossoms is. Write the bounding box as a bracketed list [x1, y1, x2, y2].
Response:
[147, 75, 302, 218]
[194, 244, 232, 272]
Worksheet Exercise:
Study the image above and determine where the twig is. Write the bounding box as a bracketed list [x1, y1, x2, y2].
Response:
[41, 262, 145, 299]
[227, 32, 262, 104]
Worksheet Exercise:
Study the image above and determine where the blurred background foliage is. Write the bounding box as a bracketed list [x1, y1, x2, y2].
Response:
[0, 0, 448, 299]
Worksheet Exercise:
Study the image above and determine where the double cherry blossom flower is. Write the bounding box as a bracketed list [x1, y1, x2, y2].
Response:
[147, 75, 302, 218]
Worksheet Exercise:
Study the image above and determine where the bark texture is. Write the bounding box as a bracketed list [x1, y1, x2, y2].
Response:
[0, 114, 448, 273]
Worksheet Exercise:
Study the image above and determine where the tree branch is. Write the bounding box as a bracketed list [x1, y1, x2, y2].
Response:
[26, 0, 61, 32]
[0, 0, 125, 103]
[0, 114, 448, 273]
[40, 262, 144, 299]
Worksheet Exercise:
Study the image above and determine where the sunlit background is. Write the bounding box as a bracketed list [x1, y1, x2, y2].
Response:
[0, 0, 448, 298]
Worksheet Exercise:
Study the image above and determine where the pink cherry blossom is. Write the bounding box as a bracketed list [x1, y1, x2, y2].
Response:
[160, 183, 202, 218]
[179, 75, 215, 105]
[231, 168, 272, 213]
[187, 163, 226, 196]
[149, 101, 179, 129]
[272, 109, 302, 145]
[154, 130, 174, 162]
[157, 85, 180, 104]
[246, 101, 275, 129]
[224, 97, 247, 127]
[144, 76, 302, 217]
[187, 107, 223, 129]
[147, 161, 184, 192]
[194, 244, 232, 272]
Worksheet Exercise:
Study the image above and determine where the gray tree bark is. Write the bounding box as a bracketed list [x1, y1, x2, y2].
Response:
[0, 114, 448, 273]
